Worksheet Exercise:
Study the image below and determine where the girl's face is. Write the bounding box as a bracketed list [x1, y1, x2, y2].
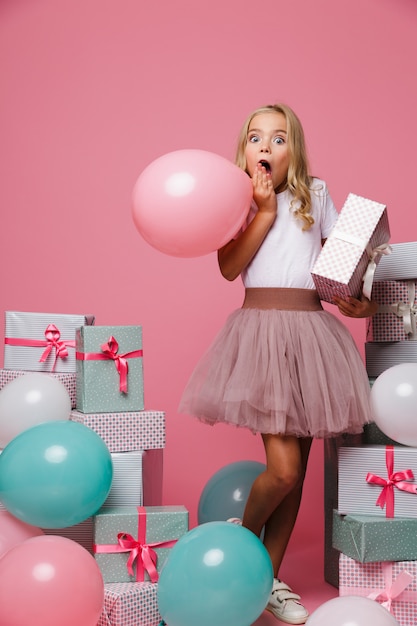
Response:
[244, 111, 290, 192]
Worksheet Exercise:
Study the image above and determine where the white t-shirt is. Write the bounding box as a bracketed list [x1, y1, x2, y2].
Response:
[241, 178, 338, 289]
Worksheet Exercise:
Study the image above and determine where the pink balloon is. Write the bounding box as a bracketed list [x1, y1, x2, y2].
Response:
[132, 149, 252, 257]
[0, 535, 104, 626]
[0, 510, 44, 559]
[306, 596, 400, 625]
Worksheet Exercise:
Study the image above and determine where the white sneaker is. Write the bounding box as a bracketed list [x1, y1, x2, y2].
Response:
[226, 517, 242, 525]
[266, 579, 309, 624]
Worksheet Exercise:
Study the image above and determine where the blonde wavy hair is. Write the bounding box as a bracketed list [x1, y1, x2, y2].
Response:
[235, 104, 314, 230]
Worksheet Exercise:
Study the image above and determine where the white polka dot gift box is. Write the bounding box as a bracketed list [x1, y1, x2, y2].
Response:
[4, 311, 95, 373]
[69, 410, 165, 453]
[332, 510, 417, 563]
[311, 193, 390, 304]
[75, 325, 144, 413]
[97, 581, 161, 626]
[374, 242, 417, 281]
[0, 369, 76, 408]
[366, 280, 417, 342]
[338, 445, 417, 519]
[93, 505, 189, 583]
[339, 554, 417, 626]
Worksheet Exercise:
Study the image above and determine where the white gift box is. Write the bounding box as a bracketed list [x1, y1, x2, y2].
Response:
[374, 241, 417, 281]
[338, 445, 417, 519]
[4, 311, 95, 373]
[312, 193, 390, 303]
[365, 341, 417, 377]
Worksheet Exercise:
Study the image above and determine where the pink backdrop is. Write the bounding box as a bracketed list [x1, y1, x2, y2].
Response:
[1, 0, 417, 605]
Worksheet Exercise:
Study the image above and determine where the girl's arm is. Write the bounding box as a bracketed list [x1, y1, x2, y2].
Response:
[218, 165, 277, 281]
[333, 295, 379, 318]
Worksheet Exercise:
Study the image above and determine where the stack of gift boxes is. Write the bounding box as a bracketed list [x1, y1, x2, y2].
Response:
[313, 195, 417, 623]
[0, 312, 189, 626]
[334, 241, 417, 625]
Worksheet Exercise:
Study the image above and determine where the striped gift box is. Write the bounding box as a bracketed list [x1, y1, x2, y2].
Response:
[367, 280, 417, 341]
[97, 582, 161, 626]
[374, 241, 417, 281]
[69, 410, 165, 453]
[365, 341, 417, 377]
[339, 554, 417, 626]
[338, 445, 417, 519]
[0, 369, 77, 408]
[312, 193, 390, 303]
[4, 311, 95, 373]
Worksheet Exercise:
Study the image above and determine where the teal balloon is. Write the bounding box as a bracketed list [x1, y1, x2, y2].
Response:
[198, 460, 265, 524]
[158, 521, 273, 626]
[0, 421, 113, 528]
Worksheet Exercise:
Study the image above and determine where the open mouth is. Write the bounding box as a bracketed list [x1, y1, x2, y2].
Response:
[259, 160, 271, 172]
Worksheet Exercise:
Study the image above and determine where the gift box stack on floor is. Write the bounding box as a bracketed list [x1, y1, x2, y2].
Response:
[311, 192, 392, 590]
[331, 242, 417, 625]
[0, 313, 189, 626]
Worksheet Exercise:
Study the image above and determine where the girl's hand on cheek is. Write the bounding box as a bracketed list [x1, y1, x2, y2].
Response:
[252, 164, 277, 215]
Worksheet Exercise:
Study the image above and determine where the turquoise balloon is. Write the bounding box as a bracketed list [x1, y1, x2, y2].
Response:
[198, 460, 265, 524]
[157, 521, 273, 626]
[0, 421, 113, 528]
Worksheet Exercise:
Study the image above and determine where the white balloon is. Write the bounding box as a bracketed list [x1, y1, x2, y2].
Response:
[306, 596, 400, 625]
[370, 363, 417, 446]
[0, 373, 71, 447]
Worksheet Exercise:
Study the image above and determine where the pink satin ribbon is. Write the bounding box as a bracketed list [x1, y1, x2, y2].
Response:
[340, 562, 416, 614]
[94, 506, 177, 582]
[5, 323, 75, 371]
[76, 335, 143, 393]
[366, 445, 417, 517]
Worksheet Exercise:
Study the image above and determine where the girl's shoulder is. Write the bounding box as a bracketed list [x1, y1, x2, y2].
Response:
[309, 177, 329, 197]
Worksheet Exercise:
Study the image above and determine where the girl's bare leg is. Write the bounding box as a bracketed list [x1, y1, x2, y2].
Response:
[242, 433, 312, 576]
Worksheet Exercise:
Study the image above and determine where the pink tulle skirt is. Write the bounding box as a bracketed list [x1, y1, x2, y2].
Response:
[179, 288, 371, 438]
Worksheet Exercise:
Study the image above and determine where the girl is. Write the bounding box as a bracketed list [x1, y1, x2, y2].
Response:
[179, 104, 377, 624]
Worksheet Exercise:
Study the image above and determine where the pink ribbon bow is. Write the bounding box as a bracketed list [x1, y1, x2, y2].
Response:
[93, 506, 178, 582]
[367, 562, 415, 613]
[366, 445, 417, 517]
[5, 323, 75, 371]
[76, 335, 143, 393]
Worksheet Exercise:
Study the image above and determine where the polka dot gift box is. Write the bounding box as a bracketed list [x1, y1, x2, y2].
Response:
[93, 505, 189, 584]
[366, 280, 417, 342]
[97, 581, 161, 626]
[333, 510, 417, 563]
[339, 554, 417, 626]
[76, 325, 144, 413]
[312, 193, 390, 304]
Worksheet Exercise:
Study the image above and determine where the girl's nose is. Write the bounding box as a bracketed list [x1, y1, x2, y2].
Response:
[260, 143, 271, 153]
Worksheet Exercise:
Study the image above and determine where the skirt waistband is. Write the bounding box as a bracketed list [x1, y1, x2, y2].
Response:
[242, 288, 323, 311]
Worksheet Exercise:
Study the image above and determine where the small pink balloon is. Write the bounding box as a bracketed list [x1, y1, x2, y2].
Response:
[0, 535, 104, 626]
[306, 595, 400, 625]
[132, 149, 252, 257]
[0, 510, 44, 559]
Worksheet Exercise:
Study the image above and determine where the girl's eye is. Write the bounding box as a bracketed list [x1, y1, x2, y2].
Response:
[248, 134, 260, 143]
[273, 136, 285, 144]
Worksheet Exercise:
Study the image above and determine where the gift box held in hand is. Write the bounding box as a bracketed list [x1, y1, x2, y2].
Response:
[311, 193, 390, 303]
[4, 311, 95, 373]
[76, 325, 144, 413]
[367, 280, 417, 341]
[338, 445, 417, 519]
[93, 505, 188, 583]
[339, 554, 417, 626]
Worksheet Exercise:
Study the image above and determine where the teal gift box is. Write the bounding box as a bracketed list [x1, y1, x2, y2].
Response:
[76, 325, 144, 413]
[333, 509, 417, 562]
[93, 505, 189, 583]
